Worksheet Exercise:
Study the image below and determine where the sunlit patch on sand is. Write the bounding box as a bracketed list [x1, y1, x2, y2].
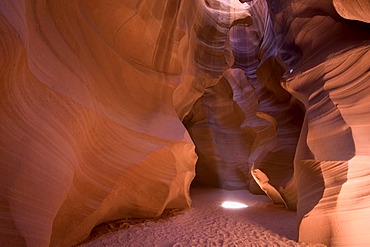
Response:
[221, 201, 249, 209]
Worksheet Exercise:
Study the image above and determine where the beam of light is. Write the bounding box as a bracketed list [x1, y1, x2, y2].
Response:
[205, 0, 250, 12]
[224, 0, 250, 9]
[221, 201, 249, 209]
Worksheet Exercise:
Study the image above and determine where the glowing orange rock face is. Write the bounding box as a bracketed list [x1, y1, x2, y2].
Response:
[275, 0, 370, 245]
[0, 1, 198, 246]
[333, 0, 370, 23]
[0, 0, 369, 246]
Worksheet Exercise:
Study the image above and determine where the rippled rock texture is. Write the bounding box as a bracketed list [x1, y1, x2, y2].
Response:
[1, 0, 370, 246]
[182, 0, 301, 192]
[0, 1, 199, 246]
[271, 0, 370, 245]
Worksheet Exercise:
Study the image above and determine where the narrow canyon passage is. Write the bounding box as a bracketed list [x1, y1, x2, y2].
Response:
[179, 0, 304, 194]
[1, 0, 369, 246]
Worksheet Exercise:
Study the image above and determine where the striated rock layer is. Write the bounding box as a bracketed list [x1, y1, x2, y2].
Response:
[184, 0, 302, 190]
[269, 0, 370, 245]
[0, 1, 199, 246]
[175, 0, 255, 189]
[333, 0, 370, 23]
[1, 0, 370, 246]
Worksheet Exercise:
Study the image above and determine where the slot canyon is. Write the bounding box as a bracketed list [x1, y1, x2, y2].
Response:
[0, 0, 369, 246]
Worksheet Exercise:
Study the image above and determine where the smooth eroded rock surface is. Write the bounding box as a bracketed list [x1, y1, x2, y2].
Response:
[0, 1, 198, 246]
[1, 0, 370, 246]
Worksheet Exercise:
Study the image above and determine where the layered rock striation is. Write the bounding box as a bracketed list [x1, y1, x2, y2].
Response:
[0, 1, 198, 246]
[1, 0, 370, 246]
[269, 0, 370, 245]
[183, 0, 302, 191]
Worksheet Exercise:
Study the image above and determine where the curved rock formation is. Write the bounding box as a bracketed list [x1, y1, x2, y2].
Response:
[333, 0, 370, 23]
[174, 0, 253, 189]
[284, 46, 370, 246]
[0, 1, 198, 246]
[270, 0, 370, 245]
[185, 0, 302, 191]
[1, 0, 370, 246]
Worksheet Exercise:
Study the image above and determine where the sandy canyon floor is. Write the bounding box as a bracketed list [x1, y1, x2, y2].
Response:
[80, 188, 325, 247]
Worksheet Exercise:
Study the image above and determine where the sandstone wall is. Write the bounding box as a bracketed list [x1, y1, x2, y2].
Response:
[1, 0, 369, 246]
[0, 1, 198, 246]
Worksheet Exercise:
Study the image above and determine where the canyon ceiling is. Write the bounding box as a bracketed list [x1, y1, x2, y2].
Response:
[1, 0, 369, 246]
